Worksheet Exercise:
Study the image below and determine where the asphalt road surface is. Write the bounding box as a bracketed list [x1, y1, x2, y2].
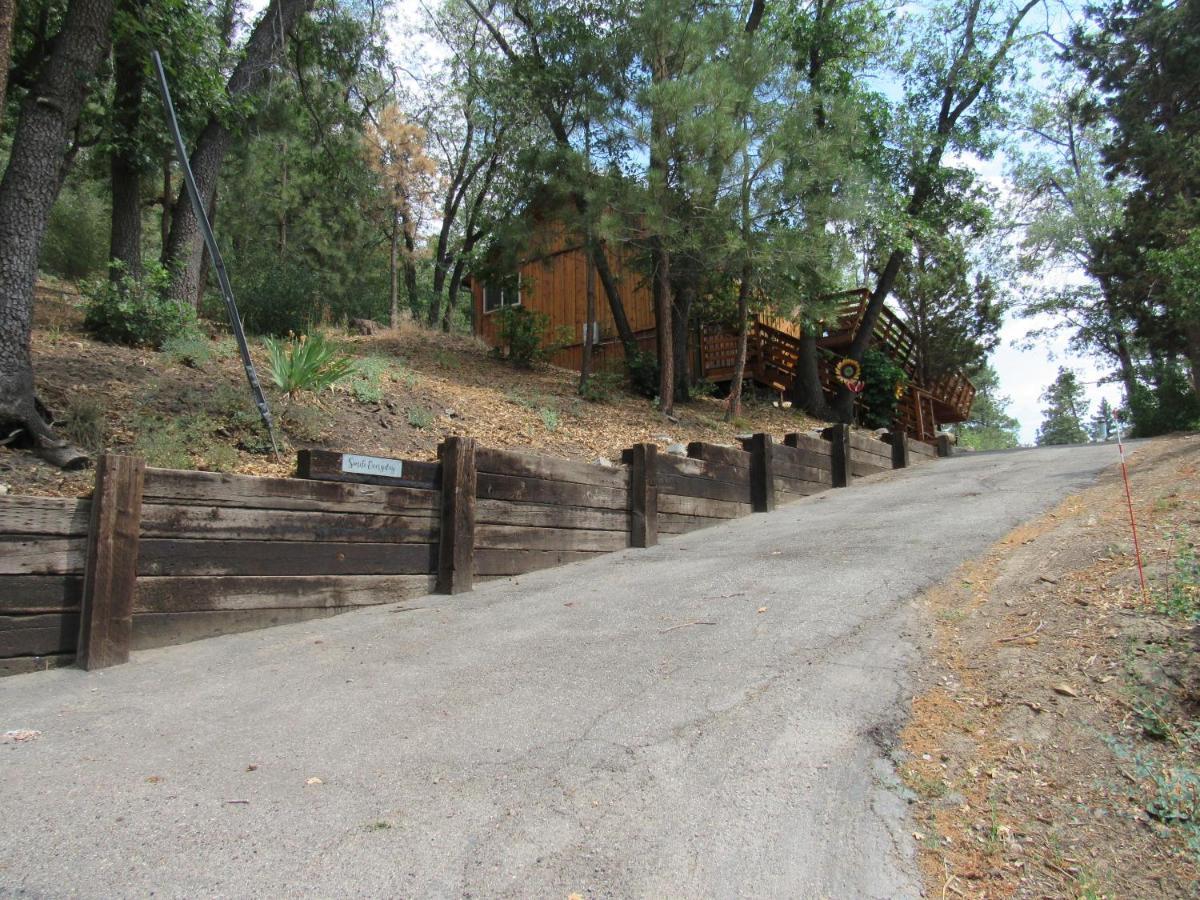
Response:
[1, 443, 1124, 898]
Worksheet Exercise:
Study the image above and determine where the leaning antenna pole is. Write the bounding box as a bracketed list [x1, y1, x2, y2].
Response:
[1115, 422, 1149, 605]
[151, 50, 280, 459]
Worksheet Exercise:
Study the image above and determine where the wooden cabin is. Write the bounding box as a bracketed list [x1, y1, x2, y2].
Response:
[471, 225, 974, 442]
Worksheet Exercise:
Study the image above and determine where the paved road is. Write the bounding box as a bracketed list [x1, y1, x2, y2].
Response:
[1, 443, 1123, 898]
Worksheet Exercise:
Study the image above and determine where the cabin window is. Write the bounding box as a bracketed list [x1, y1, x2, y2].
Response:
[483, 275, 521, 313]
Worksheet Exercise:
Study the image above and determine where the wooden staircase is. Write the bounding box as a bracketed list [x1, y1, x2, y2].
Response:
[700, 294, 975, 443]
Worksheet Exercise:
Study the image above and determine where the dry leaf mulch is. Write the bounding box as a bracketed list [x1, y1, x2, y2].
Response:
[902, 434, 1200, 898]
[2, 286, 820, 498]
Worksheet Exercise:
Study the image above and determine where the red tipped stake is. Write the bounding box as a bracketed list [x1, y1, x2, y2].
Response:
[1116, 423, 1150, 604]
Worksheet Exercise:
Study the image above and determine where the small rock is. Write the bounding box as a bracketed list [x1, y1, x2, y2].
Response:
[1052, 684, 1079, 698]
[445, 408, 459, 418]
[666, 443, 687, 456]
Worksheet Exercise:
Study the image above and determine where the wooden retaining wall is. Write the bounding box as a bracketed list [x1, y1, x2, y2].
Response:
[1, 426, 944, 676]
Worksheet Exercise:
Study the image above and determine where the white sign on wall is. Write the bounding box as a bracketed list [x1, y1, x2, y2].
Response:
[340, 454, 405, 479]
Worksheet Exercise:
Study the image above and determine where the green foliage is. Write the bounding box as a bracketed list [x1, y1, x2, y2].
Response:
[579, 370, 624, 403]
[57, 396, 107, 453]
[1156, 533, 1200, 622]
[859, 349, 907, 429]
[1036, 368, 1090, 446]
[957, 364, 1021, 450]
[230, 259, 324, 337]
[493, 306, 552, 368]
[39, 177, 109, 280]
[83, 262, 198, 349]
[1124, 362, 1200, 438]
[626, 350, 660, 400]
[538, 406, 559, 430]
[132, 413, 218, 470]
[407, 406, 434, 429]
[162, 332, 213, 368]
[351, 378, 384, 404]
[263, 333, 356, 399]
[280, 404, 331, 443]
[203, 444, 240, 473]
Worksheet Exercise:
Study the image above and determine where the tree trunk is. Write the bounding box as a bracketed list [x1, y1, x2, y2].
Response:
[108, 0, 145, 280]
[726, 263, 752, 422]
[389, 212, 400, 329]
[0, 0, 113, 467]
[160, 152, 172, 257]
[0, 0, 13, 130]
[446, 258, 467, 333]
[163, 0, 314, 306]
[580, 245, 596, 393]
[1185, 321, 1200, 399]
[788, 333, 832, 419]
[277, 141, 288, 258]
[651, 240, 674, 416]
[402, 224, 420, 323]
[671, 277, 692, 402]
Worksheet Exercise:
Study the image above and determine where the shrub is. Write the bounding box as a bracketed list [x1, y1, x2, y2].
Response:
[859, 349, 908, 429]
[579, 370, 624, 403]
[57, 396, 107, 452]
[407, 406, 434, 429]
[83, 262, 197, 349]
[40, 178, 109, 280]
[263, 333, 356, 399]
[494, 306, 552, 368]
[162, 332, 213, 368]
[539, 406, 559, 430]
[626, 350, 660, 399]
[230, 259, 324, 336]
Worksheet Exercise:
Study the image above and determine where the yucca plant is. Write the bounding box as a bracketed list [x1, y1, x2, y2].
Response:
[263, 333, 356, 399]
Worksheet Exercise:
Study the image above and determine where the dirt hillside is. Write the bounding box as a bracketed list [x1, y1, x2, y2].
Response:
[6, 283, 821, 497]
[903, 434, 1200, 897]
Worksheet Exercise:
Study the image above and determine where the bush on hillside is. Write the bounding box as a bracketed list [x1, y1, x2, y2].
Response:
[41, 179, 109, 280]
[494, 306, 553, 368]
[83, 261, 198, 349]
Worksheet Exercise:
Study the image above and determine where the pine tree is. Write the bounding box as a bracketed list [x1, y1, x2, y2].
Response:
[1036, 368, 1090, 446]
[957, 364, 1020, 450]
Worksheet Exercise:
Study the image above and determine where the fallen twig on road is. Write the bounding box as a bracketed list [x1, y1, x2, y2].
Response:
[659, 620, 718, 633]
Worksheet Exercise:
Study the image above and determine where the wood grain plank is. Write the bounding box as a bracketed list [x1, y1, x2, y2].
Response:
[0, 496, 91, 536]
[134, 574, 435, 613]
[0, 613, 79, 657]
[0, 575, 83, 613]
[657, 472, 750, 505]
[137, 540, 437, 577]
[143, 468, 438, 513]
[658, 494, 750, 519]
[474, 548, 606, 576]
[475, 524, 627, 552]
[140, 504, 437, 543]
[77, 454, 144, 670]
[476, 447, 628, 490]
[477, 472, 629, 511]
[685, 442, 751, 469]
[475, 499, 628, 532]
[436, 436, 476, 595]
[0, 537, 86, 575]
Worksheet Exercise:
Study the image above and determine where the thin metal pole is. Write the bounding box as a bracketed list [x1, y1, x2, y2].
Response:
[151, 50, 280, 457]
[1116, 423, 1149, 604]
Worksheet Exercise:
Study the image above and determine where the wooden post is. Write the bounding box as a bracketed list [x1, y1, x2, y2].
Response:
[889, 428, 909, 469]
[936, 433, 953, 458]
[436, 436, 476, 595]
[622, 443, 658, 548]
[77, 454, 145, 670]
[743, 433, 776, 513]
[824, 424, 851, 488]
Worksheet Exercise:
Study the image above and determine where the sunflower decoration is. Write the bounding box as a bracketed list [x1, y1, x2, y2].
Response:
[894, 381, 906, 401]
[835, 357, 865, 393]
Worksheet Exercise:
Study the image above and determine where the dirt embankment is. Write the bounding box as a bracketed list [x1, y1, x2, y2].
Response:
[4, 286, 819, 498]
[903, 435, 1200, 898]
